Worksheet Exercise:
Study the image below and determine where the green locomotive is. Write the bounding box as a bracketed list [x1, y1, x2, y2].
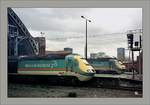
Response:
[17, 54, 95, 81]
[88, 58, 126, 74]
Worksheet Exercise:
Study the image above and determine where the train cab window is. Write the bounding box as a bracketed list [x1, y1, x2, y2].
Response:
[82, 58, 90, 65]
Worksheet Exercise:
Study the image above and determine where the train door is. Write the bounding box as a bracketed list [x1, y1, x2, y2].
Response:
[66, 58, 73, 72]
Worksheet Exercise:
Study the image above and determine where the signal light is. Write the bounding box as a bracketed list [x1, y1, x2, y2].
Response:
[127, 34, 133, 44]
[127, 34, 134, 48]
[134, 41, 139, 47]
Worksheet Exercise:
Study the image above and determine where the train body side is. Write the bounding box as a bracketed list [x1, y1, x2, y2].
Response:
[18, 59, 66, 75]
[8, 54, 95, 81]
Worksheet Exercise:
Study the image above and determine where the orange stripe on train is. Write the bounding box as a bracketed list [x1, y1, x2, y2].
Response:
[18, 68, 66, 71]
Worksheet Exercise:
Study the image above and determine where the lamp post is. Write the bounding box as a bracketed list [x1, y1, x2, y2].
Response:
[81, 16, 91, 59]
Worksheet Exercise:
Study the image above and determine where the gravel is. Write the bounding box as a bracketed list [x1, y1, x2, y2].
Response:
[8, 83, 142, 98]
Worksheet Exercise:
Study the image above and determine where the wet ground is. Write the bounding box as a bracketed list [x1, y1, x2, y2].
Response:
[8, 83, 142, 98]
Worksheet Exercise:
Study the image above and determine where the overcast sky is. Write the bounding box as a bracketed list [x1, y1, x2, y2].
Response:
[13, 8, 142, 57]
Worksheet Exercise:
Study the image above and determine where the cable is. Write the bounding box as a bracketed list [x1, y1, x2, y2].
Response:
[46, 30, 142, 40]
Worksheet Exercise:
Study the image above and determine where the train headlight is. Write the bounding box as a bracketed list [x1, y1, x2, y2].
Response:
[87, 69, 90, 72]
[91, 69, 95, 73]
[87, 69, 95, 73]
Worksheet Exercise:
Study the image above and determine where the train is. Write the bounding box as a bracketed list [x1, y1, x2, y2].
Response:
[8, 54, 95, 82]
[8, 55, 142, 90]
[8, 54, 126, 85]
[88, 58, 126, 74]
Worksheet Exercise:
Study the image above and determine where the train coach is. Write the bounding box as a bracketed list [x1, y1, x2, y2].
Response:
[8, 54, 95, 82]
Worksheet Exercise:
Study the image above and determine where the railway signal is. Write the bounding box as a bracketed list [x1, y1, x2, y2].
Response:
[127, 29, 143, 80]
[127, 33, 133, 49]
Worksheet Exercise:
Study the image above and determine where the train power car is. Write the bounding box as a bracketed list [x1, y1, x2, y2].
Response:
[9, 54, 95, 82]
[87, 58, 126, 74]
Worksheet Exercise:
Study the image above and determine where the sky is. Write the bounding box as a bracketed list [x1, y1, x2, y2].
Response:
[13, 8, 142, 58]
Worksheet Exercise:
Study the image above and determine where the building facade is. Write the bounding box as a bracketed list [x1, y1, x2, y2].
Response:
[90, 52, 109, 59]
[90, 53, 97, 59]
[64, 47, 73, 53]
[117, 48, 125, 61]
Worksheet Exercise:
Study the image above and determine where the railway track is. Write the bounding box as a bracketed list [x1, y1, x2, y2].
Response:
[78, 77, 142, 91]
[8, 74, 142, 91]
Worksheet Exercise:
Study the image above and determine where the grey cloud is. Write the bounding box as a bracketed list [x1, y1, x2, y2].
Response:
[13, 8, 92, 33]
[46, 8, 92, 19]
[12, 8, 142, 57]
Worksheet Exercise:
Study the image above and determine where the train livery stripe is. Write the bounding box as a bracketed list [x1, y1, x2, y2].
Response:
[18, 68, 66, 71]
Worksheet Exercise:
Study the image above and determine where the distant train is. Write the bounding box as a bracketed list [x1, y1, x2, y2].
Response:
[8, 54, 95, 82]
[88, 58, 126, 74]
